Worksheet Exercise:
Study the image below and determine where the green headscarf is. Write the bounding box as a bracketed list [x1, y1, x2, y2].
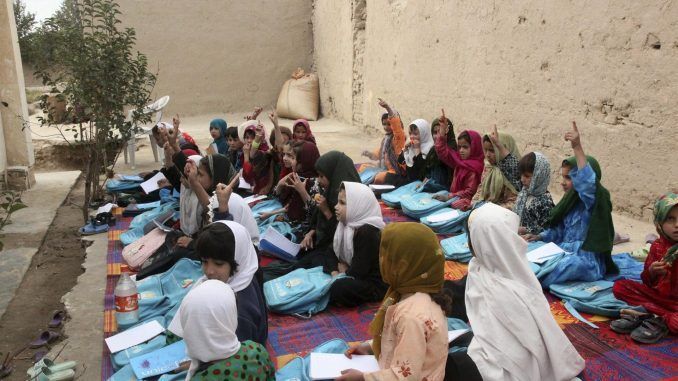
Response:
[653, 192, 678, 240]
[547, 156, 618, 273]
[369, 223, 444, 359]
[480, 133, 519, 202]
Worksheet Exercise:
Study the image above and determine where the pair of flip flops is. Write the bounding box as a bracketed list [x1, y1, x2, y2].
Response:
[610, 313, 669, 344]
[27, 358, 77, 380]
[29, 311, 67, 348]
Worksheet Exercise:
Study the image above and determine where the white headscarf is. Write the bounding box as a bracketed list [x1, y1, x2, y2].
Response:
[227, 193, 260, 245]
[465, 203, 585, 381]
[180, 280, 240, 380]
[180, 155, 204, 236]
[333, 182, 385, 265]
[403, 119, 433, 167]
[168, 220, 259, 337]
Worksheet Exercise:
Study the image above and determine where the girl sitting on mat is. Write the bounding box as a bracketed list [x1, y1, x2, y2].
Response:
[612, 192, 677, 342]
[469, 126, 520, 210]
[337, 223, 450, 381]
[329, 182, 388, 307]
[361, 98, 407, 185]
[169, 220, 268, 346]
[268, 111, 293, 181]
[390, 119, 435, 187]
[426, 116, 457, 191]
[492, 126, 555, 235]
[453, 203, 585, 381]
[526, 122, 618, 287]
[177, 280, 275, 380]
[432, 113, 485, 210]
[208, 118, 229, 155]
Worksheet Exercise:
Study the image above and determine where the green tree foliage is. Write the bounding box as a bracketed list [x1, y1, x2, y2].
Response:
[35, 0, 157, 221]
[12, 0, 37, 63]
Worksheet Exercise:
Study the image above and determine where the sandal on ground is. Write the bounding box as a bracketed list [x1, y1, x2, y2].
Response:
[36, 366, 75, 381]
[94, 212, 116, 227]
[28, 359, 77, 378]
[630, 315, 669, 344]
[78, 217, 109, 235]
[48, 310, 67, 328]
[610, 313, 650, 334]
[29, 331, 60, 348]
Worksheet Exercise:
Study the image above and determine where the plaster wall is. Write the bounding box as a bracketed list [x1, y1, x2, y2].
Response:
[116, 0, 314, 117]
[314, 0, 678, 218]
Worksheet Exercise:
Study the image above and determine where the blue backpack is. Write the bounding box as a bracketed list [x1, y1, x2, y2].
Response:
[359, 166, 381, 185]
[549, 280, 632, 318]
[106, 178, 142, 193]
[440, 233, 473, 263]
[275, 339, 350, 381]
[421, 208, 470, 234]
[263, 267, 338, 318]
[381, 181, 423, 208]
[251, 199, 284, 219]
[400, 191, 454, 219]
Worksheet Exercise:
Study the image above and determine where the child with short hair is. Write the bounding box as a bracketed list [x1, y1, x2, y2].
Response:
[469, 126, 520, 210]
[492, 126, 555, 234]
[361, 98, 406, 185]
[530, 122, 618, 288]
[176, 280, 275, 380]
[224, 126, 244, 171]
[431, 113, 485, 210]
[612, 192, 677, 341]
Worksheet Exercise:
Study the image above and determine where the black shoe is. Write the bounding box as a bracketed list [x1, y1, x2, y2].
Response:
[610, 313, 650, 334]
[630, 315, 669, 344]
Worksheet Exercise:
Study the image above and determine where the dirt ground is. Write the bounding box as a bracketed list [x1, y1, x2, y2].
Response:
[0, 178, 88, 381]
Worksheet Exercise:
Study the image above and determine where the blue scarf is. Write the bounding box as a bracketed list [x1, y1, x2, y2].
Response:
[210, 118, 229, 154]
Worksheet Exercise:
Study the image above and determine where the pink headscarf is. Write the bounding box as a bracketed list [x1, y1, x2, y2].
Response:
[293, 119, 316, 144]
[450, 130, 485, 193]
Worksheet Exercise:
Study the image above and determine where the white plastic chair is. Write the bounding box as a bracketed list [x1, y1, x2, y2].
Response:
[123, 95, 170, 169]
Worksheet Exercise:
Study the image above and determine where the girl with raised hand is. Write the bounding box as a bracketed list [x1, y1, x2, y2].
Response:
[337, 223, 450, 381]
[329, 182, 388, 307]
[432, 111, 485, 210]
[470, 125, 520, 210]
[528, 121, 619, 287]
[178, 280, 275, 380]
[455, 203, 585, 381]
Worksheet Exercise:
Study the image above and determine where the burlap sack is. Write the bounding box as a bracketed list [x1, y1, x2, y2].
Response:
[276, 68, 319, 121]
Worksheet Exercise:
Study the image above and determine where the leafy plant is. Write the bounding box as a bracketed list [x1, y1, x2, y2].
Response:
[12, 0, 37, 64]
[0, 191, 27, 251]
[34, 0, 156, 221]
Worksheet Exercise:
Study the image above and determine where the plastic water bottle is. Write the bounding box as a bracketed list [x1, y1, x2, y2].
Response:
[114, 272, 139, 329]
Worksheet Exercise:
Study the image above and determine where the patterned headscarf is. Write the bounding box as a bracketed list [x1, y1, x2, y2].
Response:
[514, 152, 550, 221]
[481, 133, 519, 203]
[369, 223, 444, 359]
[654, 192, 678, 241]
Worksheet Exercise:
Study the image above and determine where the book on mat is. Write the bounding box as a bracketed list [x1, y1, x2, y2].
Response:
[105, 320, 165, 353]
[309, 353, 380, 380]
[259, 226, 301, 262]
[526, 242, 565, 264]
[140, 172, 167, 194]
[130, 340, 190, 379]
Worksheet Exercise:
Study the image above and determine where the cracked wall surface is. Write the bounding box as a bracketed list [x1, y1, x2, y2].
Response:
[314, 0, 678, 219]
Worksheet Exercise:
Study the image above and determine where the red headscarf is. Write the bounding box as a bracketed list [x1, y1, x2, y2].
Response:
[293, 119, 316, 144]
[450, 130, 485, 193]
[280, 141, 321, 221]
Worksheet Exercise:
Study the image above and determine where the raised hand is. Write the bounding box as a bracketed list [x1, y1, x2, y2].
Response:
[564, 121, 581, 149]
[215, 174, 239, 213]
[184, 161, 198, 183]
[268, 111, 279, 127]
[172, 114, 181, 129]
[489, 124, 500, 145]
[438, 109, 449, 138]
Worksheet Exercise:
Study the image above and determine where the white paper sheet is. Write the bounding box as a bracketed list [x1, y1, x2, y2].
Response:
[369, 184, 396, 191]
[526, 242, 565, 264]
[140, 172, 168, 194]
[448, 329, 470, 343]
[96, 202, 117, 215]
[238, 170, 253, 190]
[309, 353, 380, 380]
[243, 194, 267, 204]
[261, 226, 300, 257]
[105, 320, 165, 353]
[426, 209, 461, 223]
